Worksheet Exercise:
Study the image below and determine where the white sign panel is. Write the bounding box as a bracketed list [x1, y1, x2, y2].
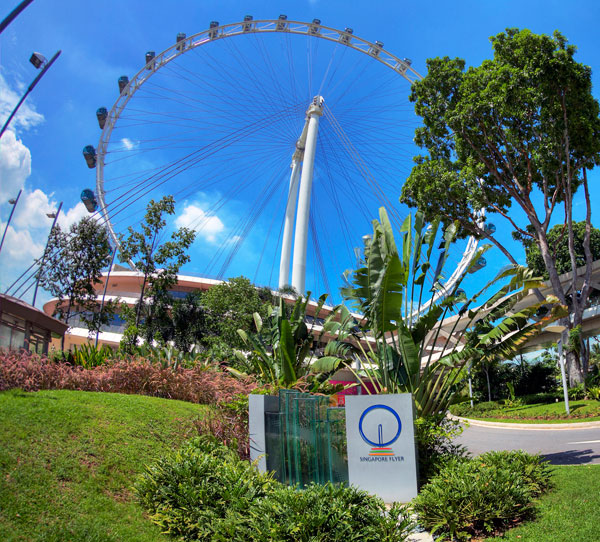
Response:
[345, 394, 418, 503]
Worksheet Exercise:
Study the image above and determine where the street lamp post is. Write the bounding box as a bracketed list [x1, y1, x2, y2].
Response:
[31, 201, 62, 307]
[546, 324, 571, 416]
[557, 331, 571, 416]
[0, 189, 22, 257]
[0, 0, 35, 35]
[0, 49, 61, 140]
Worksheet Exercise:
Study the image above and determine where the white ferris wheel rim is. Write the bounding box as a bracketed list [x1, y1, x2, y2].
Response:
[94, 18, 479, 307]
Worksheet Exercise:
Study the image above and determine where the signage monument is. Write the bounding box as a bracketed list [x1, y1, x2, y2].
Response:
[345, 394, 418, 502]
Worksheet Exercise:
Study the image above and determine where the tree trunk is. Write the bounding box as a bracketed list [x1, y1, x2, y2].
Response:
[485, 367, 492, 402]
[566, 350, 583, 387]
[135, 273, 148, 328]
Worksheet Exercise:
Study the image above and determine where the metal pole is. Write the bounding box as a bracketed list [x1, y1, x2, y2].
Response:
[558, 333, 571, 416]
[278, 160, 301, 288]
[0, 50, 61, 140]
[95, 247, 118, 347]
[291, 96, 323, 294]
[468, 364, 474, 408]
[0, 0, 35, 35]
[32, 201, 62, 307]
[0, 189, 22, 257]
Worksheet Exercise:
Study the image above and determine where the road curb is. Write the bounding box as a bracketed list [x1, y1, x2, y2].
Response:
[449, 414, 600, 430]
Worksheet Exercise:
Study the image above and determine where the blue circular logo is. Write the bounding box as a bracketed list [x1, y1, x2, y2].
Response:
[358, 404, 402, 447]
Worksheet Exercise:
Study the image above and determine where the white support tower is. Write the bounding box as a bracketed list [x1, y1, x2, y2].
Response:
[278, 159, 301, 288]
[278, 96, 324, 294]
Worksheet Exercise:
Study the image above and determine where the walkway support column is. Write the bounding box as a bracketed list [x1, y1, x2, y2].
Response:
[291, 96, 323, 295]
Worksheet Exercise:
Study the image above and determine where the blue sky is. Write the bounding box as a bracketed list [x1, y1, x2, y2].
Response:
[1, 0, 600, 308]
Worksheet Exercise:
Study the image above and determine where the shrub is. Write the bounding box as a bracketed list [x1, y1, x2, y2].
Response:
[568, 384, 586, 400]
[413, 451, 552, 541]
[414, 415, 469, 484]
[449, 401, 499, 418]
[238, 483, 413, 542]
[587, 386, 600, 401]
[135, 437, 414, 542]
[478, 450, 552, 497]
[50, 344, 115, 368]
[0, 351, 256, 405]
[194, 394, 250, 459]
[520, 391, 562, 405]
[135, 437, 276, 541]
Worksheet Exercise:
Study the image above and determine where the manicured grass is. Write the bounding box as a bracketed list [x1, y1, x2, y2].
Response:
[487, 465, 600, 541]
[454, 399, 600, 423]
[0, 389, 207, 541]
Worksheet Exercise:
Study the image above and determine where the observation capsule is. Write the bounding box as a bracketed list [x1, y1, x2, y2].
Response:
[369, 41, 384, 57]
[145, 51, 156, 69]
[176, 33, 186, 51]
[276, 14, 288, 31]
[484, 222, 496, 235]
[118, 75, 129, 94]
[339, 27, 353, 43]
[469, 256, 487, 273]
[82, 145, 97, 169]
[96, 107, 108, 129]
[243, 15, 253, 31]
[310, 19, 321, 34]
[209, 21, 219, 39]
[80, 189, 98, 213]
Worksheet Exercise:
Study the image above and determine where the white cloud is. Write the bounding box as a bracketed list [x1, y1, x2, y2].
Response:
[0, 72, 44, 133]
[175, 203, 225, 243]
[0, 222, 44, 264]
[10, 188, 93, 231]
[0, 76, 49, 301]
[58, 201, 89, 230]
[0, 130, 32, 200]
[120, 137, 138, 150]
[225, 235, 242, 245]
[12, 188, 55, 228]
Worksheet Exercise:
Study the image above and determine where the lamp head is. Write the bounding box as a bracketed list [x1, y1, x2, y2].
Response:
[29, 52, 47, 69]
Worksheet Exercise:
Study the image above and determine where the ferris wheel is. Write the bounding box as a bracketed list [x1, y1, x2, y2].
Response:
[83, 17, 482, 303]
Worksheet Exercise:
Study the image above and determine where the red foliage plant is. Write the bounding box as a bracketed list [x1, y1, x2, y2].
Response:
[0, 350, 257, 406]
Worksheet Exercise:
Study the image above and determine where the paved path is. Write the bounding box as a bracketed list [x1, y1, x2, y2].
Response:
[455, 419, 600, 464]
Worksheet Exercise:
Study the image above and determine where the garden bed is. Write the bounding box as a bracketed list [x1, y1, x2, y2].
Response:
[450, 399, 600, 422]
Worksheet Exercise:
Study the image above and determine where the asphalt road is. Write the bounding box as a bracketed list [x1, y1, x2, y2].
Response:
[455, 421, 600, 464]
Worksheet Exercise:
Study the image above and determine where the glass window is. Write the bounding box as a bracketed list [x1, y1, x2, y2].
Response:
[11, 329, 25, 350]
[0, 324, 11, 349]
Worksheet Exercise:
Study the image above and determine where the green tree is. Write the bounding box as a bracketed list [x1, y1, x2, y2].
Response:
[171, 292, 207, 352]
[118, 196, 195, 349]
[201, 276, 270, 352]
[401, 29, 600, 384]
[341, 208, 565, 419]
[518, 221, 600, 278]
[40, 217, 115, 348]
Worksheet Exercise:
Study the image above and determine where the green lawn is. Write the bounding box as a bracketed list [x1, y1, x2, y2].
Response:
[0, 389, 207, 542]
[487, 465, 600, 541]
[453, 399, 600, 423]
[1, 389, 598, 541]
